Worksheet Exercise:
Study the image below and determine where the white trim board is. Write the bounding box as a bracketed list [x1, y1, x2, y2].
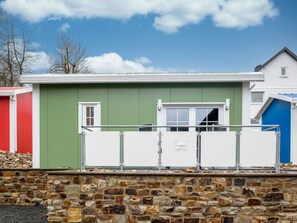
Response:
[255, 94, 297, 119]
[0, 87, 32, 96]
[32, 84, 40, 168]
[20, 72, 264, 84]
[9, 95, 16, 153]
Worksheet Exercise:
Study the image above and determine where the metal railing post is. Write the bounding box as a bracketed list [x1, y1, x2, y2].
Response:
[196, 132, 201, 171]
[120, 131, 124, 171]
[158, 131, 162, 171]
[81, 129, 86, 171]
[235, 131, 241, 171]
[275, 129, 281, 173]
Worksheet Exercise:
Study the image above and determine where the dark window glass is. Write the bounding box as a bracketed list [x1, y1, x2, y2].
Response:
[195, 108, 219, 132]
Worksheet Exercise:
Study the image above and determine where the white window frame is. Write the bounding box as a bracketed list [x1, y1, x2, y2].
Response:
[251, 91, 264, 104]
[78, 102, 101, 133]
[157, 101, 229, 132]
[280, 67, 287, 77]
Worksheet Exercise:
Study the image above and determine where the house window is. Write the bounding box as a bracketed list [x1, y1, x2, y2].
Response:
[251, 92, 264, 103]
[162, 104, 225, 132]
[196, 108, 219, 131]
[250, 118, 260, 124]
[281, 67, 287, 76]
[166, 108, 189, 131]
[78, 102, 101, 133]
[85, 106, 95, 126]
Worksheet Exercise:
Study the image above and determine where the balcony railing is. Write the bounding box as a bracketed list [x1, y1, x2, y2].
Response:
[80, 125, 280, 172]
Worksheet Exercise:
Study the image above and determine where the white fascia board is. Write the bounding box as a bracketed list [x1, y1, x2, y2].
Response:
[0, 87, 32, 96]
[254, 97, 274, 120]
[268, 93, 295, 103]
[14, 87, 32, 95]
[20, 72, 264, 84]
[254, 93, 297, 119]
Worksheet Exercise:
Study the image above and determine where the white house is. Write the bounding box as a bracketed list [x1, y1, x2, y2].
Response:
[251, 47, 297, 123]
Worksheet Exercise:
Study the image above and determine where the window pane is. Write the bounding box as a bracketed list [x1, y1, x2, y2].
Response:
[196, 108, 207, 123]
[207, 108, 219, 122]
[86, 107, 90, 117]
[86, 118, 91, 125]
[178, 127, 189, 131]
[166, 108, 189, 132]
[166, 109, 177, 122]
[196, 108, 219, 132]
[251, 118, 260, 124]
[281, 67, 286, 76]
[85, 106, 95, 126]
[90, 107, 94, 117]
[251, 92, 264, 103]
[178, 108, 189, 122]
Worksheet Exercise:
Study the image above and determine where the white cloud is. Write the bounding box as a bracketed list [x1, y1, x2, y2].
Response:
[28, 51, 51, 72]
[86, 53, 158, 73]
[0, 0, 278, 33]
[212, 0, 279, 29]
[26, 51, 158, 73]
[134, 57, 151, 65]
[58, 23, 71, 32]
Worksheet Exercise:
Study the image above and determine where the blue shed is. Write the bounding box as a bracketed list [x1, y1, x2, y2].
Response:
[255, 94, 297, 164]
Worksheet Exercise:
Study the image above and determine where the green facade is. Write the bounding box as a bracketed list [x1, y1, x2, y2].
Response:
[40, 83, 242, 168]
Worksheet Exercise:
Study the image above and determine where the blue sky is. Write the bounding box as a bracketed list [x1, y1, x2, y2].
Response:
[1, 0, 296, 73]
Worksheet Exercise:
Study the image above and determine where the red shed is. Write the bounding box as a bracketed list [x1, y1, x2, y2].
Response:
[0, 87, 32, 154]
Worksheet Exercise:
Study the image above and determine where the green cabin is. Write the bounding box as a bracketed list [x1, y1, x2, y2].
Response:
[21, 72, 264, 169]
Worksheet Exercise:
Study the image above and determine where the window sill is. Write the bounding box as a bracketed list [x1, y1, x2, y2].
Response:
[280, 75, 288, 78]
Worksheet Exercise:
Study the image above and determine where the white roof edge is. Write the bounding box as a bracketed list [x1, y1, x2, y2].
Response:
[0, 87, 32, 96]
[255, 93, 297, 119]
[20, 72, 264, 84]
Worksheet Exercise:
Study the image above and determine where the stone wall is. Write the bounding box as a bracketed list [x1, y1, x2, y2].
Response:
[0, 169, 47, 205]
[47, 172, 297, 223]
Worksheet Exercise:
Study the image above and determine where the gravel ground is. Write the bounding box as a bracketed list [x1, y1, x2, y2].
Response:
[0, 205, 48, 223]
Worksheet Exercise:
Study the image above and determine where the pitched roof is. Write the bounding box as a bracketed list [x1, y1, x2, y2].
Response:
[254, 47, 297, 71]
[255, 93, 297, 119]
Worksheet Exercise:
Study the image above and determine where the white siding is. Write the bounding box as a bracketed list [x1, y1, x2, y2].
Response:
[251, 52, 297, 119]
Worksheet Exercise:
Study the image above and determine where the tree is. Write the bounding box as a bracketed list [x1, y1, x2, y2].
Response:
[48, 35, 91, 74]
[0, 15, 35, 86]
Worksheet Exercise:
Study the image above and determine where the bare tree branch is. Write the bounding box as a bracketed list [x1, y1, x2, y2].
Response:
[0, 15, 36, 86]
[48, 35, 92, 74]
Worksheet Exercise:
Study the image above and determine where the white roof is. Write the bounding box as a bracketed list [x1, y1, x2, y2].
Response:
[20, 72, 264, 84]
[0, 87, 32, 96]
[255, 93, 297, 119]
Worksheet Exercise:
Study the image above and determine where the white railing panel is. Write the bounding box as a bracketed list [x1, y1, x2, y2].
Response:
[240, 131, 276, 167]
[162, 132, 197, 167]
[201, 132, 236, 167]
[85, 132, 120, 166]
[124, 132, 159, 166]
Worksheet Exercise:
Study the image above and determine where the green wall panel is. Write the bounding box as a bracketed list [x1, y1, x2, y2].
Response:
[41, 85, 79, 168]
[139, 84, 170, 125]
[170, 83, 203, 102]
[40, 82, 243, 168]
[108, 85, 140, 125]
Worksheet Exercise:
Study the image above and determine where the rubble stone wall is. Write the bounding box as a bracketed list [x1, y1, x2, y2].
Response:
[47, 172, 297, 223]
[0, 169, 47, 205]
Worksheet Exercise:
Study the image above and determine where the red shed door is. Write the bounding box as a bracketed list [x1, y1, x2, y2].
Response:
[17, 92, 32, 154]
[0, 97, 10, 151]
